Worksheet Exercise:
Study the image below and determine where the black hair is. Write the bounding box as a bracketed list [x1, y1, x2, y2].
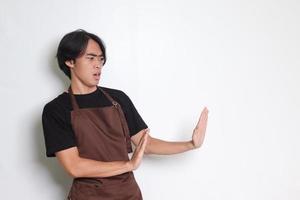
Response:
[56, 29, 106, 79]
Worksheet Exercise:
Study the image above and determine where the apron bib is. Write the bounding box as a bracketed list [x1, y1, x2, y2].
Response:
[66, 86, 142, 200]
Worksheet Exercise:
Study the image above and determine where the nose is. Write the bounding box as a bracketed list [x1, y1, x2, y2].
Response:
[96, 57, 104, 68]
[95, 60, 103, 69]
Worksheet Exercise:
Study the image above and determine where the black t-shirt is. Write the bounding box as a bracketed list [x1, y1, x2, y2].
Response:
[42, 86, 148, 157]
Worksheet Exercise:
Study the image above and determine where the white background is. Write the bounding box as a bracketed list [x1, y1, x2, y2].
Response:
[0, 0, 299, 199]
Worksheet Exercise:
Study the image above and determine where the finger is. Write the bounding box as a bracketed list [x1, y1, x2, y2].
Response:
[139, 133, 148, 150]
[140, 132, 148, 143]
[202, 107, 209, 115]
[140, 138, 148, 153]
[136, 132, 148, 151]
[145, 128, 150, 134]
[203, 107, 209, 115]
[202, 112, 208, 121]
[196, 109, 209, 128]
[134, 134, 148, 158]
[196, 113, 205, 127]
[136, 128, 148, 136]
[137, 131, 147, 146]
[134, 135, 146, 153]
[140, 133, 148, 147]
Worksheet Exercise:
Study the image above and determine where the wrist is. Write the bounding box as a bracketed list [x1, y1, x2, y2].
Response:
[187, 140, 195, 150]
[125, 161, 134, 172]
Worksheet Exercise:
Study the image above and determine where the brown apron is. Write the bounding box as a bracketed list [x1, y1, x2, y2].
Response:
[66, 86, 143, 200]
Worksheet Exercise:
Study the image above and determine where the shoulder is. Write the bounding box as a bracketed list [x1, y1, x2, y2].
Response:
[42, 92, 71, 117]
[99, 86, 134, 109]
[100, 86, 131, 102]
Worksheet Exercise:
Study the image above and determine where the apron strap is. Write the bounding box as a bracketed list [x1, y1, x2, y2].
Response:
[98, 87, 133, 153]
[68, 86, 80, 110]
[98, 86, 118, 105]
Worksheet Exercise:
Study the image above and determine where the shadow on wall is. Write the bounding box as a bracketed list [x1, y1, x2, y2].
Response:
[34, 118, 71, 198]
[34, 43, 72, 198]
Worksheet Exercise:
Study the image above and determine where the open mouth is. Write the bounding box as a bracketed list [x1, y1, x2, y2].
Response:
[93, 73, 101, 80]
[93, 73, 101, 77]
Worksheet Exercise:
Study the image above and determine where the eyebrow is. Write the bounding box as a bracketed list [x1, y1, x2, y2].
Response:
[86, 53, 103, 57]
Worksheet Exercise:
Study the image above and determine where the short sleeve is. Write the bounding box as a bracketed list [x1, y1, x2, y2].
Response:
[42, 103, 76, 157]
[119, 92, 148, 137]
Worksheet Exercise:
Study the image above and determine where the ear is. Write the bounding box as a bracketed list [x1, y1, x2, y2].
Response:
[65, 60, 75, 68]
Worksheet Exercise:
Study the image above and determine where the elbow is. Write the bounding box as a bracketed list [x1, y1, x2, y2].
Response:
[55, 148, 85, 178]
[68, 167, 80, 178]
[65, 160, 84, 178]
[69, 166, 87, 178]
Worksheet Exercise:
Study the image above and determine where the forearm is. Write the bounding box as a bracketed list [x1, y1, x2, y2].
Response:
[77, 158, 132, 178]
[63, 157, 132, 178]
[145, 137, 195, 155]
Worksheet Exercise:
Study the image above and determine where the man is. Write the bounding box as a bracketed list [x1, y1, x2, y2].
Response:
[42, 29, 209, 200]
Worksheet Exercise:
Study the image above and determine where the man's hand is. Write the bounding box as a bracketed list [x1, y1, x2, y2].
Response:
[128, 129, 149, 170]
[192, 107, 209, 149]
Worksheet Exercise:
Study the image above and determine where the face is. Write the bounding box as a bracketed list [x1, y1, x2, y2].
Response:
[66, 39, 104, 89]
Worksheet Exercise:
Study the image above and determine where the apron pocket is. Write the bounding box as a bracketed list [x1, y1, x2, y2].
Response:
[69, 178, 102, 199]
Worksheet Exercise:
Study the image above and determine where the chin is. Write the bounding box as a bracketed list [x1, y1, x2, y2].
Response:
[92, 80, 100, 86]
[85, 81, 98, 88]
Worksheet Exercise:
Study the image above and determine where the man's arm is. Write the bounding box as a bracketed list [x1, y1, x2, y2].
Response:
[131, 107, 209, 155]
[139, 136, 195, 155]
[56, 130, 148, 178]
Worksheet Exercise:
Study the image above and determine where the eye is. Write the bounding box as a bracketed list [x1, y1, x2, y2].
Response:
[87, 57, 94, 60]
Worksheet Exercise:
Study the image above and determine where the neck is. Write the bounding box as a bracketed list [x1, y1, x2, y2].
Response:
[70, 81, 97, 95]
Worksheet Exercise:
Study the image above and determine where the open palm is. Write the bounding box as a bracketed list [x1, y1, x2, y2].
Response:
[192, 107, 209, 148]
